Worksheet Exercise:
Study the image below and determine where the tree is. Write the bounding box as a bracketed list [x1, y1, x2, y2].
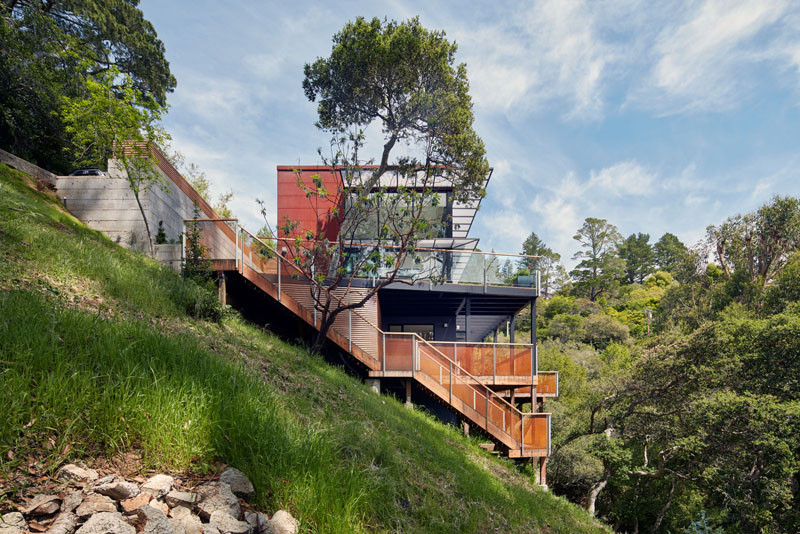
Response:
[272, 18, 490, 354]
[0, 0, 175, 171]
[706, 196, 800, 287]
[570, 218, 623, 301]
[617, 233, 654, 284]
[653, 232, 688, 273]
[520, 231, 563, 296]
[61, 65, 168, 255]
[303, 16, 488, 202]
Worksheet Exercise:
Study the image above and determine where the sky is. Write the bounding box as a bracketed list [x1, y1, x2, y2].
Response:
[139, 0, 800, 267]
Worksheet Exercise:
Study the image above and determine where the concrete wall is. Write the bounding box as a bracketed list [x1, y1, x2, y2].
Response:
[56, 158, 208, 253]
[0, 148, 57, 187]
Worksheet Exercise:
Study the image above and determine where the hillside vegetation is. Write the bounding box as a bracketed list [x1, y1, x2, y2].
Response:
[0, 162, 607, 533]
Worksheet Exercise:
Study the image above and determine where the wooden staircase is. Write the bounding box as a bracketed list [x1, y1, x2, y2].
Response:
[189, 221, 556, 462]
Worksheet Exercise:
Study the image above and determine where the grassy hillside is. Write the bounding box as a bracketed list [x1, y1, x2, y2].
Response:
[0, 163, 607, 533]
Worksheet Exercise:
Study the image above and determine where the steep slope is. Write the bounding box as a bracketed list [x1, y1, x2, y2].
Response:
[0, 163, 607, 533]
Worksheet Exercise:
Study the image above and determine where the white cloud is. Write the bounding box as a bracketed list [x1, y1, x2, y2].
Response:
[589, 160, 655, 196]
[453, 0, 621, 120]
[635, 0, 793, 113]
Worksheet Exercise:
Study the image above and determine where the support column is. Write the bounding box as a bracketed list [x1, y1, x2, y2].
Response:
[217, 272, 227, 306]
[404, 380, 412, 408]
[462, 421, 470, 437]
[538, 457, 548, 489]
[509, 314, 516, 344]
[366, 379, 381, 394]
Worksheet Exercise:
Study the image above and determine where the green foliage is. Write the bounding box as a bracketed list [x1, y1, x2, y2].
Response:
[653, 232, 688, 274]
[0, 0, 174, 172]
[521, 231, 563, 295]
[303, 16, 489, 202]
[570, 218, 624, 301]
[0, 163, 608, 534]
[617, 233, 654, 284]
[155, 220, 167, 244]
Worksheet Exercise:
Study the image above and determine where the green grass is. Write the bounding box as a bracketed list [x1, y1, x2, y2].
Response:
[0, 163, 608, 533]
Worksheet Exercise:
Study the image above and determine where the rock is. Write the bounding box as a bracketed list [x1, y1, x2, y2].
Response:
[201, 525, 220, 534]
[208, 512, 250, 534]
[22, 495, 61, 516]
[266, 511, 298, 534]
[95, 478, 140, 501]
[141, 475, 174, 498]
[75, 512, 135, 534]
[165, 491, 198, 509]
[244, 513, 269, 534]
[75, 494, 118, 518]
[149, 500, 170, 516]
[47, 512, 77, 534]
[27, 520, 49, 532]
[181, 515, 203, 534]
[195, 483, 240, 521]
[0, 512, 26, 534]
[168, 519, 186, 534]
[218, 469, 254, 499]
[57, 464, 99, 483]
[61, 492, 83, 513]
[121, 492, 152, 513]
[136, 505, 175, 534]
[168, 507, 190, 521]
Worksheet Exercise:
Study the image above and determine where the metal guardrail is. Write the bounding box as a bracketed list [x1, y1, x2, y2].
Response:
[182, 219, 555, 453]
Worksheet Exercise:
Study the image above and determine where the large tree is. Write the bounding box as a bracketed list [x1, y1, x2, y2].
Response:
[570, 218, 623, 301]
[276, 17, 489, 354]
[707, 195, 800, 287]
[0, 0, 175, 171]
[520, 231, 563, 296]
[617, 232, 654, 284]
[652, 232, 688, 274]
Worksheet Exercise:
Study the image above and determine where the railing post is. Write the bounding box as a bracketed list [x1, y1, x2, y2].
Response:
[454, 344, 458, 369]
[382, 333, 386, 374]
[181, 222, 186, 270]
[485, 387, 489, 430]
[482, 254, 486, 289]
[348, 308, 352, 352]
[536, 269, 541, 296]
[277, 255, 281, 302]
[234, 226, 238, 271]
[521, 416, 525, 453]
[531, 345, 535, 390]
[493, 344, 497, 386]
[412, 337, 416, 377]
[449, 361, 453, 404]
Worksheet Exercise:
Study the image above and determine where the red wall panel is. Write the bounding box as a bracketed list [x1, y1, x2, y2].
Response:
[276, 166, 343, 244]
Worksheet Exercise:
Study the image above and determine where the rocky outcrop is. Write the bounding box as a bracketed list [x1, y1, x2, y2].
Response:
[2, 464, 298, 534]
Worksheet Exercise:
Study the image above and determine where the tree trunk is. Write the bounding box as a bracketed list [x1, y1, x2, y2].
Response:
[587, 460, 611, 517]
[649, 478, 677, 534]
[133, 190, 154, 256]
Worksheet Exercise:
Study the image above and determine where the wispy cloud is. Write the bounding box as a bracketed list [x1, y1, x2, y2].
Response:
[633, 0, 794, 114]
[589, 160, 655, 196]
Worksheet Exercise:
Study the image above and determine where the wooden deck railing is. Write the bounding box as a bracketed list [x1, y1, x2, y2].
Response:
[184, 220, 555, 456]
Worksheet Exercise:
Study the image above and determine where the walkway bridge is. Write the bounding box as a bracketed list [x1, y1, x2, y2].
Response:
[185, 219, 558, 467]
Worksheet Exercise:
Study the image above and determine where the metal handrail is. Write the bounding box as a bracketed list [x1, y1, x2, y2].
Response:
[188, 221, 551, 449]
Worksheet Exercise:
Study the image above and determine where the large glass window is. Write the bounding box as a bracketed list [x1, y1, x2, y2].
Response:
[341, 191, 450, 241]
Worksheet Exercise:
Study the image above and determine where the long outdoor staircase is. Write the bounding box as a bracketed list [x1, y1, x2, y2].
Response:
[187, 219, 558, 461]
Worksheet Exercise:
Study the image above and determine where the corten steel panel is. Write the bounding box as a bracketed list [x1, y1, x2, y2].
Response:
[524, 415, 549, 450]
[277, 167, 343, 242]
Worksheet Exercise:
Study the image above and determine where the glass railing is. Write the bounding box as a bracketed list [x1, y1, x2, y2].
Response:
[272, 239, 541, 292]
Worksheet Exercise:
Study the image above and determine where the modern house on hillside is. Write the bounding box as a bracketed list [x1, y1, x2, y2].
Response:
[51, 144, 558, 485]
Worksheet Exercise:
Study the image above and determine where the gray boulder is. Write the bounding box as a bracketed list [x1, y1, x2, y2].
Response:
[201, 525, 220, 534]
[266, 511, 298, 534]
[208, 512, 251, 534]
[22, 494, 61, 516]
[95, 478, 140, 501]
[0, 512, 26, 534]
[195, 483, 240, 521]
[75, 494, 118, 518]
[58, 465, 99, 484]
[141, 475, 174, 498]
[165, 490, 198, 509]
[218, 469, 254, 499]
[136, 505, 175, 534]
[61, 492, 83, 513]
[244, 513, 269, 534]
[75, 512, 135, 534]
[48, 512, 77, 534]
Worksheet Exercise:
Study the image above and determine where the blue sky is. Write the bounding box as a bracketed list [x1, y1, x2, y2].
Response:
[140, 0, 800, 267]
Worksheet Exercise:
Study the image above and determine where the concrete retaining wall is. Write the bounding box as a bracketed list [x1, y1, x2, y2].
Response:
[0, 148, 57, 186]
[56, 158, 211, 253]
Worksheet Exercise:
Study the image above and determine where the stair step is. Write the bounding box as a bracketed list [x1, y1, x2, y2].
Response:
[478, 443, 495, 452]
